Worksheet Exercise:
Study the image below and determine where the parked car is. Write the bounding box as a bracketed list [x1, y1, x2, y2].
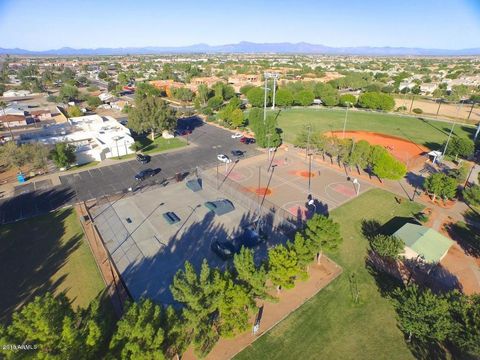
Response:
[211, 240, 237, 260]
[231, 132, 243, 139]
[234, 226, 266, 248]
[134, 168, 155, 181]
[217, 154, 232, 163]
[240, 137, 256, 144]
[231, 149, 244, 157]
[136, 154, 151, 164]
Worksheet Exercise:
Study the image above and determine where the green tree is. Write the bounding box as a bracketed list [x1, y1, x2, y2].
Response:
[207, 96, 224, 111]
[67, 105, 83, 118]
[25, 143, 49, 170]
[1, 293, 73, 357]
[217, 272, 255, 337]
[98, 71, 108, 80]
[275, 88, 294, 107]
[239, 84, 254, 96]
[449, 293, 480, 357]
[424, 172, 458, 201]
[288, 232, 314, 277]
[268, 244, 298, 291]
[463, 184, 480, 207]
[314, 83, 339, 106]
[248, 108, 282, 148]
[445, 137, 475, 160]
[161, 306, 189, 359]
[246, 87, 268, 107]
[50, 143, 76, 168]
[338, 94, 356, 107]
[230, 108, 245, 127]
[369, 234, 404, 260]
[0, 142, 28, 169]
[128, 95, 176, 140]
[392, 284, 453, 342]
[58, 84, 79, 102]
[0, 293, 105, 359]
[197, 84, 210, 106]
[372, 152, 407, 180]
[304, 214, 342, 264]
[350, 139, 371, 169]
[109, 299, 165, 359]
[294, 90, 315, 106]
[357, 92, 395, 111]
[87, 96, 102, 108]
[233, 247, 269, 299]
[170, 261, 222, 357]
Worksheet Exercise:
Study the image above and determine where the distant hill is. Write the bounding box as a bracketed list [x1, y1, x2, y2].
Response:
[1, 42, 479, 56]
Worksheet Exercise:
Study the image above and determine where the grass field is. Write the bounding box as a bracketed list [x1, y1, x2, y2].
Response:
[275, 108, 475, 150]
[115, 136, 187, 160]
[235, 189, 423, 360]
[0, 208, 104, 322]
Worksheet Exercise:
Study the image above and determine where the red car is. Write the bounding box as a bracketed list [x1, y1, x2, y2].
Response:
[240, 137, 255, 144]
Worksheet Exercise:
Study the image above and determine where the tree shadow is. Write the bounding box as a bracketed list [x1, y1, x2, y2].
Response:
[0, 208, 83, 323]
[444, 222, 480, 257]
[405, 171, 425, 189]
[380, 216, 420, 236]
[361, 219, 382, 240]
[406, 338, 449, 360]
[0, 185, 76, 224]
[365, 252, 403, 298]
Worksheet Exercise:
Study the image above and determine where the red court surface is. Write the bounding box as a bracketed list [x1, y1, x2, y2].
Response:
[325, 130, 429, 168]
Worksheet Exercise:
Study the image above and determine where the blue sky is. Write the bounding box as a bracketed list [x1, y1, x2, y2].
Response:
[0, 0, 479, 50]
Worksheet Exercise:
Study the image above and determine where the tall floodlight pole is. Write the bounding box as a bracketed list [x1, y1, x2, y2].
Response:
[474, 122, 480, 143]
[443, 102, 463, 157]
[263, 75, 268, 126]
[342, 102, 350, 139]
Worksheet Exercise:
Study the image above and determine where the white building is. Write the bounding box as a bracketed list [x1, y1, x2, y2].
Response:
[21, 115, 135, 165]
[2, 89, 31, 98]
[420, 83, 438, 94]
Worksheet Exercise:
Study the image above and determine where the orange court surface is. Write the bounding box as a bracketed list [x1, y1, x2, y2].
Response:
[325, 130, 430, 169]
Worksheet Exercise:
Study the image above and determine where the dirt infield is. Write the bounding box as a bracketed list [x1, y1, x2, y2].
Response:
[325, 130, 429, 168]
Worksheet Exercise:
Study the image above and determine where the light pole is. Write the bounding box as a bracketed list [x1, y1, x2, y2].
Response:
[353, 178, 360, 196]
[308, 153, 313, 194]
[342, 102, 351, 139]
[442, 102, 463, 157]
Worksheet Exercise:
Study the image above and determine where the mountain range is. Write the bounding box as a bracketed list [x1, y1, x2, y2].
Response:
[1, 42, 479, 56]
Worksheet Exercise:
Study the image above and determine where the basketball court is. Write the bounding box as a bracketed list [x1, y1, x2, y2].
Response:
[204, 149, 372, 222]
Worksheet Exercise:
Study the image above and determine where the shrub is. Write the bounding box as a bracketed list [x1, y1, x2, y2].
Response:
[412, 108, 423, 114]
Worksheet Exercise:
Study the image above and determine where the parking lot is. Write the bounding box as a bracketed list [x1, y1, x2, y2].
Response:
[60, 118, 260, 201]
[0, 120, 260, 223]
[89, 175, 289, 304]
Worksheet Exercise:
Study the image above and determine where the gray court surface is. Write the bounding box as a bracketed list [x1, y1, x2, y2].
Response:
[90, 176, 289, 305]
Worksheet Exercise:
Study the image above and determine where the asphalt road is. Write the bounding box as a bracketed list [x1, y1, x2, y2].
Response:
[0, 119, 260, 223]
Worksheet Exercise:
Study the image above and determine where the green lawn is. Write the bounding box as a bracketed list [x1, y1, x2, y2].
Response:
[137, 136, 187, 155]
[235, 189, 423, 360]
[0, 208, 105, 322]
[114, 136, 187, 160]
[275, 108, 474, 150]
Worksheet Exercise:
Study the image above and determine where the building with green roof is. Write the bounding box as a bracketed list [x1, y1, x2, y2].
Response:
[394, 223, 454, 263]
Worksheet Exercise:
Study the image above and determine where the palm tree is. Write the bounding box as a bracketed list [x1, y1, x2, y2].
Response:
[0, 100, 14, 140]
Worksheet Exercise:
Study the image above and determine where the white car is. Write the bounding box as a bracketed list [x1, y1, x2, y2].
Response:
[217, 154, 232, 163]
[231, 132, 243, 139]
